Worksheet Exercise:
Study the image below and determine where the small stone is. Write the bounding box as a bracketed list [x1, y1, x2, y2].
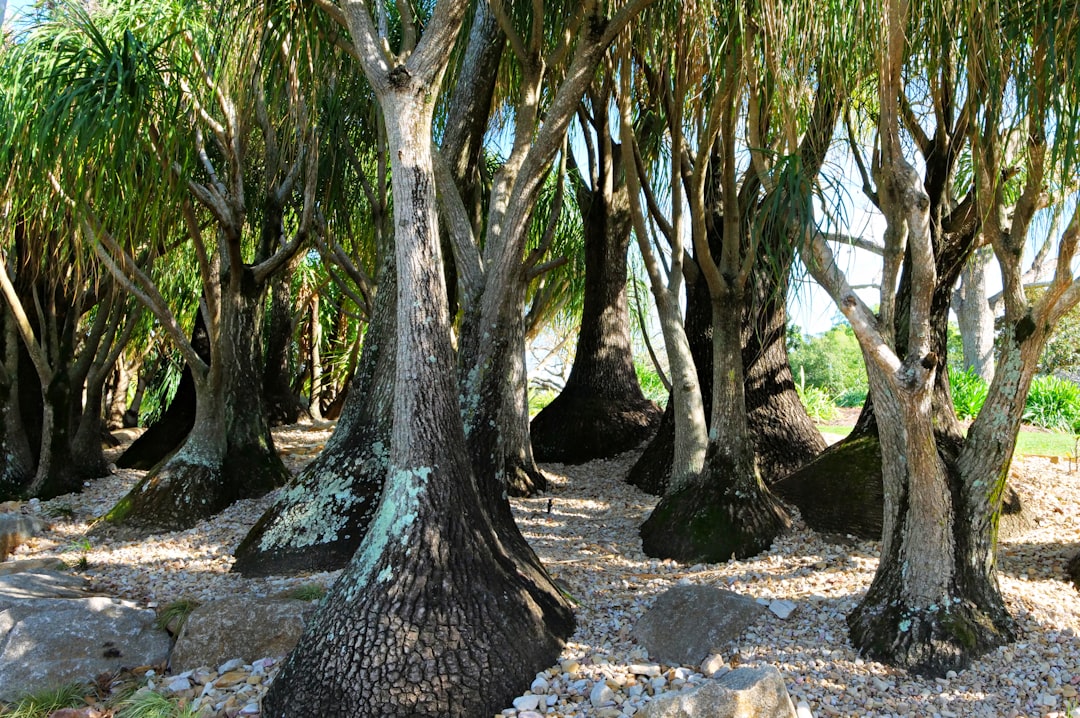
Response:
[239, 703, 260, 715]
[513, 694, 541, 711]
[590, 682, 614, 707]
[1061, 685, 1078, 698]
[215, 671, 248, 688]
[167, 677, 192, 692]
[560, 659, 581, 674]
[629, 663, 661, 677]
[796, 702, 815, 718]
[218, 658, 245, 673]
[768, 599, 797, 619]
[518, 712, 544, 718]
[530, 675, 549, 692]
[700, 653, 726, 676]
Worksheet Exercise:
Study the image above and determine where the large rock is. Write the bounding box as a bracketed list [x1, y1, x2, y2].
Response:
[638, 666, 797, 718]
[633, 585, 765, 665]
[0, 513, 47, 560]
[0, 595, 171, 701]
[170, 597, 316, 672]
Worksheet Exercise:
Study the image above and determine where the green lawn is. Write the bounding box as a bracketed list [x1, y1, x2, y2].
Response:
[817, 425, 1078, 458]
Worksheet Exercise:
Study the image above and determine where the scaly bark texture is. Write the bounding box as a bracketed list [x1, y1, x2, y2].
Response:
[104, 278, 289, 531]
[264, 11, 573, 712]
[232, 262, 395, 576]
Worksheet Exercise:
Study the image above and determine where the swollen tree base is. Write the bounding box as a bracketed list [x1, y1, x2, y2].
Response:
[231, 429, 388, 576]
[506, 460, 547, 497]
[640, 456, 791, 563]
[773, 430, 1030, 540]
[102, 447, 286, 532]
[531, 394, 661, 464]
[848, 565, 1015, 676]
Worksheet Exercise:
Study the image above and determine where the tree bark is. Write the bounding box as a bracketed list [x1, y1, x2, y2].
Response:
[954, 247, 995, 382]
[116, 312, 208, 470]
[531, 140, 661, 464]
[105, 275, 289, 531]
[0, 311, 34, 500]
[263, 262, 305, 425]
[264, 57, 573, 714]
[233, 260, 396, 576]
[641, 286, 791, 563]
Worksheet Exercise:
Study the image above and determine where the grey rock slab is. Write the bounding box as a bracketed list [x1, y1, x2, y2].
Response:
[0, 570, 97, 610]
[170, 598, 316, 672]
[632, 585, 765, 666]
[0, 595, 171, 701]
[638, 666, 798, 718]
[0, 557, 68, 576]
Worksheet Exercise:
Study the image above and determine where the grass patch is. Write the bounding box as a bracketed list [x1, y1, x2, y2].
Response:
[154, 598, 201, 633]
[0, 683, 87, 718]
[285, 583, 327, 601]
[114, 689, 199, 718]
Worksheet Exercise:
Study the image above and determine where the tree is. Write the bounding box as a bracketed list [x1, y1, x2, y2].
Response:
[800, 0, 1080, 675]
[529, 71, 662, 464]
[262, 2, 576, 713]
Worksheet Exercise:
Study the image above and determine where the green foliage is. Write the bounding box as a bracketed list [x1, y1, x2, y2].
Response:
[835, 387, 868, 408]
[950, 368, 989, 420]
[113, 689, 199, 718]
[154, 598, 200, 633]
[788, 324, 868, 400]
[796, 384, 838, 422]
[1024, 376, 1080, 434]
[634, 359, 669, 406]
[528, 389, 558, 418]
[0, 682, 87, 718]
[285, 584, 327, 601]
[1040, 304, 1080, 376]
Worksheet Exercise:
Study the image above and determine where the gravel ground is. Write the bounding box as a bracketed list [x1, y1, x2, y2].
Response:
[9, 421, 1080, 718]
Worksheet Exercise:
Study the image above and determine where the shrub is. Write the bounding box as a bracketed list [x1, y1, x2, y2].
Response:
[796, 384, 838, 422]
[789, 324, 867, 400]
[1024, 375, 1080, 433]
[286, 583, 327, 601]
[950, 367, 989, 419]
[154, 598, 200, 634]
[835, 387, 868, 408]
[634, 359, 670, 405]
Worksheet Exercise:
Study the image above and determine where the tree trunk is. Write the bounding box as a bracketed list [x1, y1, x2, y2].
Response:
[105, 360, 131, 430]
[501, 304, 546, 495]
[263, 265, 305, 425]
[307, 292, 324, 420]
[530, 142, 661, 464]
[233, 261, 396, 577]
[123, 360, 151, 427]
[105, 276, 288, 531]
[0, 312, 33, 500]
[954, 247, 995, 382]
[640, 289, 791, 563]
[264, 81, 573, 717]
[116, 313, 208, 470]
[629, 251, 823, 493]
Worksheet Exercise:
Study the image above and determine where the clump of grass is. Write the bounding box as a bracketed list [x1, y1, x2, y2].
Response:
[950, 367, 989, 419]
[62, 536, 93, 571]
[113, 689, 199, 718]
[286, 583, 327, 601]
[154, 598, 201, 634]
[0, 682, 87, 718]
[1024, 375, 1080, 433]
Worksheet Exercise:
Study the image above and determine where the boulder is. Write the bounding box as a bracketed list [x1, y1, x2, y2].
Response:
[0, 595, 171, 701]
[0, 513, 47, 560]
[638, 666, 797, 718]
[169, 597, 316, 672]
[633, 585, 764, 666]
